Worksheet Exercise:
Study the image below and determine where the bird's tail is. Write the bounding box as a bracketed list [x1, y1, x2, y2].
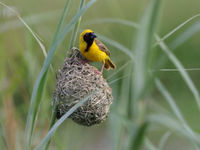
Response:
[105, 58, 116, 70]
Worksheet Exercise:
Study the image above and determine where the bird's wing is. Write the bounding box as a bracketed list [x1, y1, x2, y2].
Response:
[95, 39, 110, 56]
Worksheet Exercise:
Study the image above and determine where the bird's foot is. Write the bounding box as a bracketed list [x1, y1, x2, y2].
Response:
[94, 69, 102, 75]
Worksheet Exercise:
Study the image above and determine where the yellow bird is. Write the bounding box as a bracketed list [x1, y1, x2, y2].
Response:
[79, 29, 116, 74]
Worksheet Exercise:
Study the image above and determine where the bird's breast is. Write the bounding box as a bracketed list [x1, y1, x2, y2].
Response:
[83, 43, 107, 62]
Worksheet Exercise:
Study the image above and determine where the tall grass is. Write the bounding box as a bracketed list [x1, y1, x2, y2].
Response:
[68, 0, 85, 49]
[24, 0, 97, 149]
[35, 88, 104, 150]
[132, 0, 161, 116]
[155, 35, 200, 110]
[86, 2, 200, 150]
[155, 79, 200, 149]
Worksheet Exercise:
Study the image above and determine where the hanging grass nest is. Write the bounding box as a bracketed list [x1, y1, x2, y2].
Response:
[53, 47, 113, 126]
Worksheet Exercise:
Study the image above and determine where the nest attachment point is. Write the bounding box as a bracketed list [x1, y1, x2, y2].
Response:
[53, 47, 113, 126]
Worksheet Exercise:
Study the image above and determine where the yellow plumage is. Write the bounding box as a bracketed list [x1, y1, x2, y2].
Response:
[79, 29, 116, 73]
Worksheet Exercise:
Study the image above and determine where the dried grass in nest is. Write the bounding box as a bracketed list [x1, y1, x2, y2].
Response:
[53, 47, 113, 126]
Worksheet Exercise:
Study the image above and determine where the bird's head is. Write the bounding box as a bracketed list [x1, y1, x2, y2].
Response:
[80, 29, 97, 44]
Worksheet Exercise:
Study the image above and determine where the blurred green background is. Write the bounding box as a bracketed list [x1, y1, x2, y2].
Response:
[0, 0, 200, 150]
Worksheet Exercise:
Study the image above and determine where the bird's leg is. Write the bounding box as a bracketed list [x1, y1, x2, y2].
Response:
[94, 63, 104, 75]
[100, 63, 105, 74]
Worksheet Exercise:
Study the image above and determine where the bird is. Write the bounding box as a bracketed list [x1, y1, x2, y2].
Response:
[79, 29, 116, 74]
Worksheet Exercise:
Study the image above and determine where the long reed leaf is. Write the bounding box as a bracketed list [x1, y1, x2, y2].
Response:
[169, 20, 200, 49]
[34, 88, 103, 150]
[97, 33, 135, 61]
[0, 2, 47, 59]
[128, 122, 149, 150]
[68, 0, 85, 49]
[155, 35, 200, 110]
[155, 79, 200, 148]
[44, 104, 57, 150]
[85, 13, 200, 50]
[158, 131, 171, 150]
[132, 0, 161, 115]
[0, 10, 60, 33]
[154, 13, 200, 47]
[0, 122, 7, 150]
[84, 18, 139, 29]
[24, 0, 71, 147]
[148, 114, 200, 148]
[145, 138, 158, 150]
[155, 14, 200, 68]
[84, 13, 200, 51]
[24, 0, 97, 149]
[106, 60, 131, 80]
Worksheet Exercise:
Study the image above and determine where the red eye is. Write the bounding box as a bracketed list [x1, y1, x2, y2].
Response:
[83, 33, 89, 41]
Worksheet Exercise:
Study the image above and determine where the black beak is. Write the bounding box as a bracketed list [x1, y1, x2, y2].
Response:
[91, 32, 97, 38]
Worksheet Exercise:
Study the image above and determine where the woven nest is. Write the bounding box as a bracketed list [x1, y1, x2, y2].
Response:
[53, 47, 113, 126]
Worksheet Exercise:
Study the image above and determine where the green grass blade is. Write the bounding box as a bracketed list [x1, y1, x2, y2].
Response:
[128, 122, 149, 150]
[84, 15, 200, 76]
[84, 14, 200, 50]
[68, 0, 85, 49]
[25, 71, 47, 150]
[0, 10, 60, 33]
[106, 60, 131, 80]
[155, 79, 200, 147]
[169, 20, 200, 49]
[50, 0, 71, 46]
[154, 13, 200, 47]
[44, 104, 57, 150]
[0, 2, 56, 73]
[155, 79, 189, 125]
[85, 15, 200, 53]
[84, 18, 139, 29]
[0, 2, 47, 59]
[108, 74, 131, 85]
[148, 114, 186, 134]
[154, 68, 200, 72]
[145, 138, 158, 150]
[158, 131, 171, 150]
[97, 33, 135, 60]
[132, 0, 161, 114]
[148, 114, 200, 148]
[0, 122, 7, 150]
[24, 0, 70, 147]
[34, 88, 103, 150]
[24, 0, 97, 149]
[155, 15, 200, 68]
[116, 125, 123, 150]
[155, 35, 200, 110]
[53, 0, 96, 49]
[53, 134, 63, 150]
